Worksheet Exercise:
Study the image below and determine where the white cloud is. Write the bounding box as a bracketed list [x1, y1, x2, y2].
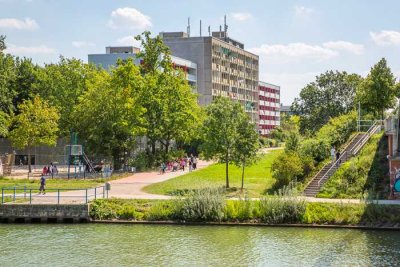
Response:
[249, 43, 338, 61]
[294, 6, 314, 17]
[5, 44, 56, 55]
[370, 30, 400, 46]
[72, 41, 95, 48]
[323, 41, 364, 55]
[117, 36, 141, 47]
[0, 17, 38, 30]
[230, 12, 253, 21]
[108, 7, 152, 30]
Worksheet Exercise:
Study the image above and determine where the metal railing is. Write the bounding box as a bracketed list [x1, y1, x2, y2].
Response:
[1, 185, 107, 205]
[316, 120, 383, 187]
[350, 120, 383, 155]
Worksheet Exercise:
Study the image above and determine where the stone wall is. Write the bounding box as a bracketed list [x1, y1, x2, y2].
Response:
[0, 204, 89, 223]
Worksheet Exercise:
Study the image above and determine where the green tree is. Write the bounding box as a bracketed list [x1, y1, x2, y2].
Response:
[0, 35, 6, 52]
[357, 58, 397, 119]
[8, 96, 59, 173]
[232, 119, 259, 190]
[135, 31, 201, 161]
[202, 97, 249, 188]
[292, 71, 362, 133]
[35, 56, 96, 133]
[13, 57, 39, 109]
[0, 111, 9, 137]
[72, 60, 145, 169]
[0, 53, 17, 116]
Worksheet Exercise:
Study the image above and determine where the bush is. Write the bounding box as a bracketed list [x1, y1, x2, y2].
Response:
[284, 132, 301, 152]
[175, 187, 226, 222]
[224, 198, 254, 221]
[316, 111, 357, 148]
[272, 152, 303, 188]
[145, 201, 175, 221]
[299, 138, 330, 163]
[259, 184, 306, 224]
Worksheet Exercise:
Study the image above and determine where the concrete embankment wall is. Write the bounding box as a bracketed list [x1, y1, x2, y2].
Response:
[0, 204, 89, 223]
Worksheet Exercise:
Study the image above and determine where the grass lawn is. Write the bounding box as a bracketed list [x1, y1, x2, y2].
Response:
[143, 149, 283, 198]
[0, 177, 103, 191]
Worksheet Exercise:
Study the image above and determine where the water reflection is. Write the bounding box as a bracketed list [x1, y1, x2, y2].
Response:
[1, 224, 399, 266]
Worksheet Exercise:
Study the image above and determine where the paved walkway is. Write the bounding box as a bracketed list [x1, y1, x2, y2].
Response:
[108, 160, 212, 199]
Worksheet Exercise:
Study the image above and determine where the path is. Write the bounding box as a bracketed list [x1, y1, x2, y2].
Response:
[107, 160, 212, 199]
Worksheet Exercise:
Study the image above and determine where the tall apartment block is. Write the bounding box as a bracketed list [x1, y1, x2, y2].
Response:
[259, 81, 280, 136]
[160, 31, 259, 123]
[88, 46, 198, 88]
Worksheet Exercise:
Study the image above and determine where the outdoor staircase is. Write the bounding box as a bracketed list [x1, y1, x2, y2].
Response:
[303, 121, 382, 197]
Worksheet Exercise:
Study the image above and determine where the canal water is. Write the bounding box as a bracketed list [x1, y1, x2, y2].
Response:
[1, 224, 399, 266]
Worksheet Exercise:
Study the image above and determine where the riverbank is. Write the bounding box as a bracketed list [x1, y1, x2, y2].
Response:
[89, 197, 400, 229]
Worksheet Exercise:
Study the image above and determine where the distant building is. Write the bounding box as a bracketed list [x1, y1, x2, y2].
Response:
[280, 104, 292, 117]
[258, 82, 280, 136]
[160, 31, 259, 123]
[88, 46, 197, 88]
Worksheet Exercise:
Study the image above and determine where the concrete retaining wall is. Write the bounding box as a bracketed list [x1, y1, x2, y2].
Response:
[0, 204, 89, 223]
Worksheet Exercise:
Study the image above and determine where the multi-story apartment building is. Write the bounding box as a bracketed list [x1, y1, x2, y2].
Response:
[160, 31, 259, 123]
[258, 81, 280, 136]
[88, 46, 198, 88]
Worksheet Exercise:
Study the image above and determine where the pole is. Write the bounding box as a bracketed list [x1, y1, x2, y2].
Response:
[1, 188, 3, 204]
[85, 189, 88, 204]
[94, 187, 97, 200]
[13, 186, 16, 202]
[103, 186, 105, 199]
[29, 189, 32, 204]
[358, 101, 361, 132]
[57, 189, 60, 205]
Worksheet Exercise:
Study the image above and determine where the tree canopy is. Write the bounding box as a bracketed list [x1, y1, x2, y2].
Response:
[291, 70, 362, 134]
[356, 58, 398, 119]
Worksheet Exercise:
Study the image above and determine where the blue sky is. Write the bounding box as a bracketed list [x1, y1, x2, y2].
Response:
[1, 0, 400, 104]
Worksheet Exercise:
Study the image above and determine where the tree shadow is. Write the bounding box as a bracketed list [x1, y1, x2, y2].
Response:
[363, 136, 389, 199]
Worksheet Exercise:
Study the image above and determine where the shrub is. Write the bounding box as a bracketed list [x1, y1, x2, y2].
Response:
[175, 187, 226, 222]
[272, 152, 303, 188]
[224, 198, 254, 221]
[90, 199, 118, 220]
[145, 201, 175, 221]
[284, 132, 301, 152]
[299, 138, 330, 163]
[259, 183, 306, 224]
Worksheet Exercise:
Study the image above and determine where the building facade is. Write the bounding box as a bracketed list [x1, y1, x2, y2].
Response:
[258, 81, 280, 136]
[88, 46, 198, 88]
[160, 31, 259, 123]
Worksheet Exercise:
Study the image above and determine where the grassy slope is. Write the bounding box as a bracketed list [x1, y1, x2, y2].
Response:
[143, 149, 283, 198]
[317, 133, 389, 199]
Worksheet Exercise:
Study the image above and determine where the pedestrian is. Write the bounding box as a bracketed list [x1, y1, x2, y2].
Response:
[330, 147, 336, 164]
[336, 151, 341, 167]
[39, 174, 46, 195]
[42, 166, 47, 176]
[189, 158, 193, 172]
[180, 158, 185, 171]
[193, 156, 197, 170]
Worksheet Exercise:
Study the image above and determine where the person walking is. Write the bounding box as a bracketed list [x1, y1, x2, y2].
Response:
[330, 147, 336, 164]
[39, 174, 46, 195]
[336, 151, 341, 167]
[180, 158, 185, 171]
[193, 156, 197, 170]
[188, 158, 193, 172]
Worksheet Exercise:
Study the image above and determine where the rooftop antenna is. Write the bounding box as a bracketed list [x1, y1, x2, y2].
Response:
[200, 20, 202, 37]
[224, 15, 228, 41]
[187, 17, 190, 37]
[208, 25, 211, 36]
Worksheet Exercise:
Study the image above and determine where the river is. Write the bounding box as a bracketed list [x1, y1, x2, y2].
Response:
[1, 224, 399, 266]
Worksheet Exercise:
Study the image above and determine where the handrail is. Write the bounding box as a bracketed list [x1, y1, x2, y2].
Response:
[304, 133, 360, 191]
[351, 120, 383, 155]
[1, 185, 106, 205]
[317, 120, 382, 187]
[317, 150, 349, 187]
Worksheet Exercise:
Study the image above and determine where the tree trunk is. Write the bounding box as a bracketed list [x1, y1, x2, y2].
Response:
[112, 148, 121, 171]
[225, 151, 229, 188]
[28, 146, 32, 177]
[165, 140, 169, 155]
[241, 161, 245, 191]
